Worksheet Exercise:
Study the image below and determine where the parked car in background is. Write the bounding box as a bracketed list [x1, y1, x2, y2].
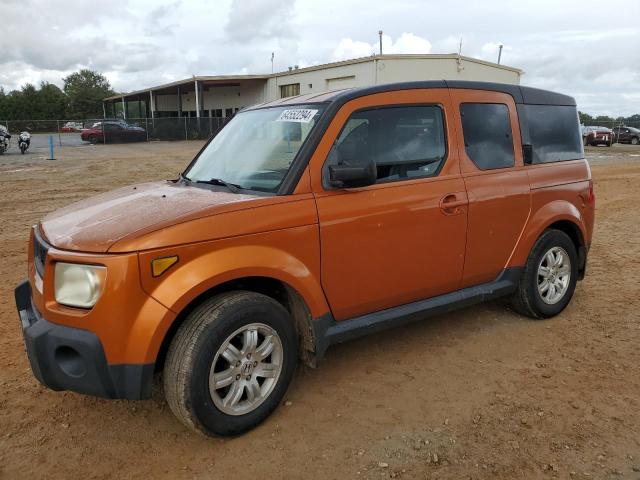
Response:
[81, 120, 146, 144]
[60, 122, 83, 133]
[613, 126, 640, 145]
[582, 126, 612, 146]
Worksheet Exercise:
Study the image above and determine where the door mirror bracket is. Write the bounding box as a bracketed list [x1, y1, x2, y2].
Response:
[523, 144, 533, 165]
[329, 159, 377, 188]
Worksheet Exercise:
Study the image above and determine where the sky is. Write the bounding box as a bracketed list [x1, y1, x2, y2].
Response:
[1, 0, 639, 117]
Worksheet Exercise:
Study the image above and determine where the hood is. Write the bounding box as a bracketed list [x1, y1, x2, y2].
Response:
[40, 181, 259, 252]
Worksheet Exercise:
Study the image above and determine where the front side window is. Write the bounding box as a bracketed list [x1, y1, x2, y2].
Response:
[460, 103, 515, 170]
[324, 105, 447, 185]
[186, 105, 325, 193]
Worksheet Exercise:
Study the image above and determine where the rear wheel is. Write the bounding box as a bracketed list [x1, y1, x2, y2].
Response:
[511, 229, 578, 319]
[88, 135, 99, 144]
[164, 291, 298, 436]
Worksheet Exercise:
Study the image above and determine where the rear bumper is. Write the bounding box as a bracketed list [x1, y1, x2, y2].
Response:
[15, 280, 153, 400]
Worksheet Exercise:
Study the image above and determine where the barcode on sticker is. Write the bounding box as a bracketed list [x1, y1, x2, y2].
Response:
[277, 109, 318, 123]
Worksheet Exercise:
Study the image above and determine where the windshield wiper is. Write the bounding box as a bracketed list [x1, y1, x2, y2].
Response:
[195, 177, 242, 193]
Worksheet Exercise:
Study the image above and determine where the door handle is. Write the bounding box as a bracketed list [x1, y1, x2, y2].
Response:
[439, 193, 468, 215]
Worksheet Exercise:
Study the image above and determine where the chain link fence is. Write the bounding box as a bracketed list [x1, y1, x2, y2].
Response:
[0, 117, 231, 150]
[2, 116, 639, 153]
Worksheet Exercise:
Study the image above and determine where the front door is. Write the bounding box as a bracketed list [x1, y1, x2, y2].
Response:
[309, 90, 468, 321]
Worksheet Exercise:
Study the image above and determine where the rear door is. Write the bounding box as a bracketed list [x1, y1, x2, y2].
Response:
[309, 89, 468, 321]
[449, 89, 531, 287]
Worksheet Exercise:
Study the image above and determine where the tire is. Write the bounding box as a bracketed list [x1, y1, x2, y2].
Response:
[511, 229, 578, 319]
[164, 291, 298, 436]
[631, 137, 639, 146]
[583, 136, 589, 147]
[88, 135, 99, 145]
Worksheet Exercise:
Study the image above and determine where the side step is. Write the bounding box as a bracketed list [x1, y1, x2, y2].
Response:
[313, 267, 523, 358]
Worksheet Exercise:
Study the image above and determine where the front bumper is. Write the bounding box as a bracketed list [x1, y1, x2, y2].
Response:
[15, 280, 153, 400]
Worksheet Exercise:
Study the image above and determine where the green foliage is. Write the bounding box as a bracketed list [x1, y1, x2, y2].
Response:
[63, 69, 114, 118]
[0, 81, 67, 120]
[0, 69, 115, 121]
[579, 111, 639, 127]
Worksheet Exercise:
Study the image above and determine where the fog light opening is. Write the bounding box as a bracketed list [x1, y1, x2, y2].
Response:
[55, 346, 87, 378]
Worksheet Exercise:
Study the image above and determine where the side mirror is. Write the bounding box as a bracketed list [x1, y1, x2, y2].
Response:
[523, 143, 533, 165]
[329, 159, 377, 188]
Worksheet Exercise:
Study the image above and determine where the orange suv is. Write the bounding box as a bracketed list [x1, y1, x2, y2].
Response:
[15, 81, 595, 436]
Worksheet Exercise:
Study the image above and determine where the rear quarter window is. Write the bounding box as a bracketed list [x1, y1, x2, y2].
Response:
[521, 104, 583, 164]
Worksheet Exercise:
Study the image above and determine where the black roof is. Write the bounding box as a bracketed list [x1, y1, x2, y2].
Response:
[330, 80, 576, 107]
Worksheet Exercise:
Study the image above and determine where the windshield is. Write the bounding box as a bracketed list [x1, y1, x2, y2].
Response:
[185, 105, 325, 193]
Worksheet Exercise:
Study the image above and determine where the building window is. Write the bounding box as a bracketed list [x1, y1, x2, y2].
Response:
[280, 83, 300, 98]
[460, 103, 514, 170]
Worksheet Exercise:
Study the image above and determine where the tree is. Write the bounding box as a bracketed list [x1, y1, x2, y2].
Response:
[578, 111, 593, 125]
[63, 69, 115, 119]
[37, 82, 67, 119]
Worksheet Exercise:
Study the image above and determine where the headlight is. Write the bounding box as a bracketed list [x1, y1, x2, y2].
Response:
[54, 262, 106, 308]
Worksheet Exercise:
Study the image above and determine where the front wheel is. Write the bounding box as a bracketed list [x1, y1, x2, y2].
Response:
[164, 291, 298, 436]
[511, 229, 578, 319]
[631, 137, 639, 146]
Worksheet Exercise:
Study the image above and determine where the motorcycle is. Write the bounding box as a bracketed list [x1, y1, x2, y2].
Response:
[0, 125, 10, 155]
[18, 131, 31, 154]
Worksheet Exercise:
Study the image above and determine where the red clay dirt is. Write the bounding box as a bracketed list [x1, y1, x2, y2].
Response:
[0, 142, 638, 479]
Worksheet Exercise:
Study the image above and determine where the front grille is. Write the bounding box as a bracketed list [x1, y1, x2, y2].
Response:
[33, 231, 48, 278]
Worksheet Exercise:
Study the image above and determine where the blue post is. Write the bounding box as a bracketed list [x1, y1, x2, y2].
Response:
[48, 135, 55, 160]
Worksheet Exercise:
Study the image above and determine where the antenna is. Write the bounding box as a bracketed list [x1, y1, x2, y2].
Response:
[271, 52, 274, 74]
[457, 37, 464, 72]
[497, 44, 503, 64]
[379, 30, 383, 55]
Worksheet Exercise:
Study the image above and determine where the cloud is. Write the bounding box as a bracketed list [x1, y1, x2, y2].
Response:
[224, 0, 296, 43]
[0, 0, 638, 116]
[333, 33, 432, 61]
[332, 38, 375, 60]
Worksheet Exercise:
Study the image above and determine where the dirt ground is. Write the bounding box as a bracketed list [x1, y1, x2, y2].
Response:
[0, 142, 639, 480]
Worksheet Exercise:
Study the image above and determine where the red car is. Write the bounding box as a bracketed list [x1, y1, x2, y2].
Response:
[582, 126, 612, 147]
[81, 121, 146, 144]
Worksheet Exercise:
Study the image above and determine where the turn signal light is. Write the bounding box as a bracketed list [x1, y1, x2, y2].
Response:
[151, 256, 178, 277]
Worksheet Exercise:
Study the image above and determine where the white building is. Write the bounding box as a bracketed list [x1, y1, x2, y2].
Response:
[103, 54, 523, 119]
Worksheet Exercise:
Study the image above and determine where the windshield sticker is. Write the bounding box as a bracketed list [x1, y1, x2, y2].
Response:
[276, 109, 319, 123]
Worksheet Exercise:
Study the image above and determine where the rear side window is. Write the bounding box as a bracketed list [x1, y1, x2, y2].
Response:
[325, 105, 447, 185]
[460, 103, 514, 170]
[520, 104, 583, 163]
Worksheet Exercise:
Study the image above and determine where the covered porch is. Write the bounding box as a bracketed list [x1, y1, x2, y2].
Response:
[103, 75, 269, 120]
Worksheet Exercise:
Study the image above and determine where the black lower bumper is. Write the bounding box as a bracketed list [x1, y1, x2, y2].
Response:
[15, 281, 153, 400]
